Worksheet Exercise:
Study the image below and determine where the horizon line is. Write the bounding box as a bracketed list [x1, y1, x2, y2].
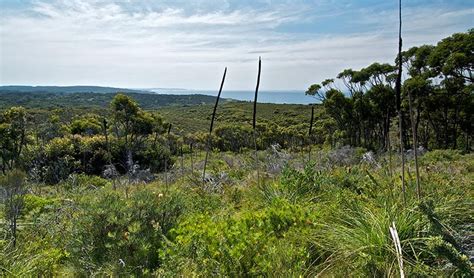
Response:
[0, 84, 306, 92]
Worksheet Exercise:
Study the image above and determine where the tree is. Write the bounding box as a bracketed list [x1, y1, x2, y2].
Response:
[0, 170, 27, 247]
[427, 30, 473, 149]
[0, 107, 28, 173]
[110, 94, 163, 172]
[305, 84, 324, 101]
[428, 29, 473, 83]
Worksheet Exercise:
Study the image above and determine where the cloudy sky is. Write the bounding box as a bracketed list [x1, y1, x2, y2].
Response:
[0, 0, 472, 90]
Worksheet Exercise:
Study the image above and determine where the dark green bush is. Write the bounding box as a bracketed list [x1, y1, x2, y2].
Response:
[67, 188, 188, 275]
[24, 135, 173, 183]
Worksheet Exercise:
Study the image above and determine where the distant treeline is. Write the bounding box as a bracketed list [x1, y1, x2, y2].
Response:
[0, 91, 223, 110]
[0, 85, 148, 94]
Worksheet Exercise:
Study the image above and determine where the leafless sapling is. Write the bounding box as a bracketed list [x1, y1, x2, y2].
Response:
[202, 67, 227, 183]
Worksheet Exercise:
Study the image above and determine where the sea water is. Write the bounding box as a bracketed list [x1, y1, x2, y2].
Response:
[149, 89, 318, 104]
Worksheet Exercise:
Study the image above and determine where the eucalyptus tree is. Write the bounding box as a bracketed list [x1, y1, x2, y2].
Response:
[306, 83, 354, 146]
[427, 30, 473, 149]
[364, 63, 397, 149]
[304, 29, 472, 152]
[401, 45, 435, 148]
[336, 68, 371, 147]
[428, 29, 473, 83]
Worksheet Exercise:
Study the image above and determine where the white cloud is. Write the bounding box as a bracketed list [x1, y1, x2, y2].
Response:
[0, 0, 472, 90]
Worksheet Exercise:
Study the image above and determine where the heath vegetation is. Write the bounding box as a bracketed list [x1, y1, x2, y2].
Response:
[0, 30, 473, 276]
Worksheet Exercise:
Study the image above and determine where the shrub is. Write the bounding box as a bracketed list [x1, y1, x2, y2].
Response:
[22, 194, 58, 216]
[421, 149, 462, 163]
[213, 124, 253, 152]
[62, 173, 111, 190]
[69, 116, 102, 136]
[25, 135, 173, 183]
[258, 164, 322, 204]
[160, 198, 313, 277]
[66, 187, 188, 275]
[26, 137, 79, 184]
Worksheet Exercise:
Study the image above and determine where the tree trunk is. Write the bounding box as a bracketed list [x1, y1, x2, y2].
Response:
[408, 89, 421, 199]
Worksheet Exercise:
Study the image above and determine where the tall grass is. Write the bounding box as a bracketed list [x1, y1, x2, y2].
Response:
[311, 200, 422, 277]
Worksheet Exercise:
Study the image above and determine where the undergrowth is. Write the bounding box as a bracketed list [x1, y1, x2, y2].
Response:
[0, 150, 472, 276]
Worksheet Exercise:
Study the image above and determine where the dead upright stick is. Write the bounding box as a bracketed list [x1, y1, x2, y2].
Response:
[190, 142, 194, 173]
[408, 89, 421, 199]
[308, 105, 315, 162]
[165, 123, 172, 188]
[387, 109, 393, 179]
[253, 57, 262, 186]
[203, 67, 227, 183]
[180, 143, 184, 177]
[102, 118, 116, 190]
[396, 0, 406, 203]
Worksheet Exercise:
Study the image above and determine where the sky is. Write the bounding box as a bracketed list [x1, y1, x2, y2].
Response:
[0, 0, 472, 90]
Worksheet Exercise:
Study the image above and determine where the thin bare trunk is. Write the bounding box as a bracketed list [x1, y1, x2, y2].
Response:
[203, 67, 227, 182]
[190, 143, 194, 173]
[408, 89, 421, 199]
[253, 58, 262, 185]
[103, 118, 116, 190]
[165, 124, 171, 189]
[387, 109, 393, 179]
[180, 144, 184, 176]
[308, 105, 315, 162]
[396, 0, 406, 203]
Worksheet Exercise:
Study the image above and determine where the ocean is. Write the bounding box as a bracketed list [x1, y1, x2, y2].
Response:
[149, 89, 318, 105]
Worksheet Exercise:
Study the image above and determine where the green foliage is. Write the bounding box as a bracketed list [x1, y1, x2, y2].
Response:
[160, 198, 312, 277]
[0, 170, 27, 247]
[213, 124, 253, 152]
[258, 164, 321, 204]
[66, 187, 188, 275]
[0, 243, 67, 277]
[62, 173, 111, 190]
[306, 29, 473, 151]
[426, 236, 472, 276]
[312, 198, 422, 276]
[69, 115, 102, 135]
[22, 194, 58, 216]
[421, 149, 463, 162]
[1, 151, 472, 276]
[23, 132, 172, 183]
[0, 107, 27, 172]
